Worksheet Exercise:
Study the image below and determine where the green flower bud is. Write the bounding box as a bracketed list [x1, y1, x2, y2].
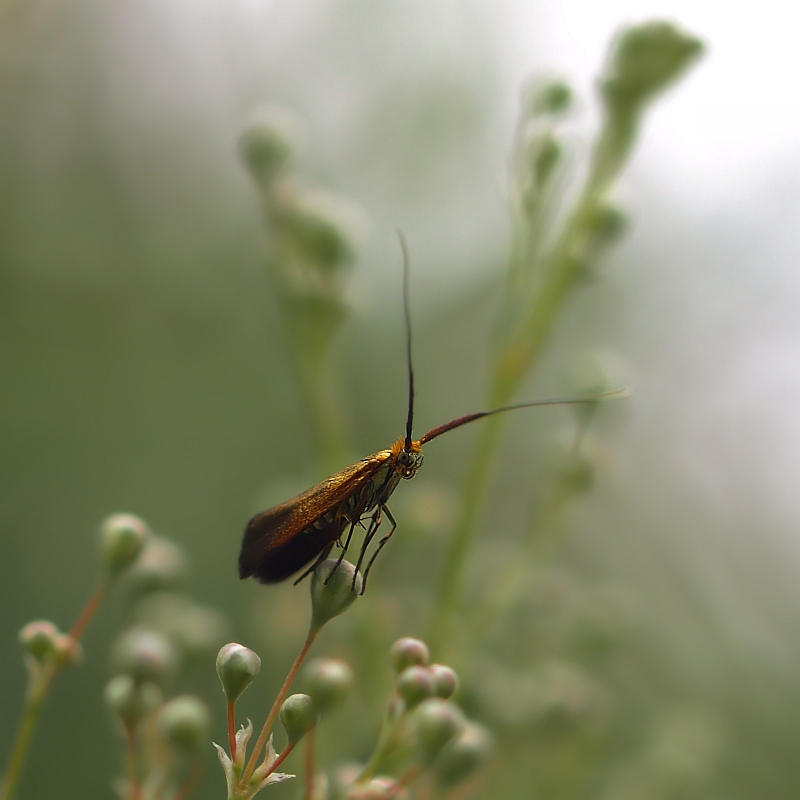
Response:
[239, 106, 300, 187]
[435, 723, 493, 788]
[216, 643, 261, 704]
[19, 620, 60, 663]
[310, 560, 362, 632]
[414, 698, 464, 766]
[396, 665, 434, 708]
[100, 513, 149, 576]
[159, 695, 211, 753]
[601, 22, 703, 116]
[283, 189, 359, 272]
[123, 535, 188, 594]
[303, 658, 354, 715]
[389, 638, 429, 674]
[104, 675, 163, 728]
[280, 693, 318, 746]
[428, 664, 459, 699]
[111, 626, 180, 686]
[530, 80, 572, 117]
[533, 134, 561, 190]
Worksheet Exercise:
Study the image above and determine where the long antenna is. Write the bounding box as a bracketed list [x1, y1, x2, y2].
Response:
[398, 231, 415, 451]
[418, 388, 629, 444]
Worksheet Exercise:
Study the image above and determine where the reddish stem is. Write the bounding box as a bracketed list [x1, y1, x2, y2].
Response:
[69, 579, 110, 640]
[240, 630, 317, 787]
[387, 765, 423, 797]
[263, 742, 294, 779]
[174, 762, 204, 800]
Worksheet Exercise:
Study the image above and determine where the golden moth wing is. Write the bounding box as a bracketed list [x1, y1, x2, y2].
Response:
[238, 450, 392, 580]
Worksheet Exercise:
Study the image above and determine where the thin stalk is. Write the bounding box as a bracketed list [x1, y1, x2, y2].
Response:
[124, 725, 142, 800]
[1, 579, 111, 800]
[175, 762, 204, 800]
[227, 701, 237, 760]
[355, 698, 406, 783]
[69, 579, 109, 640]
[262, 743, 294, 779]
[0, 664, 54, 800]
[240, 630, 317, 788]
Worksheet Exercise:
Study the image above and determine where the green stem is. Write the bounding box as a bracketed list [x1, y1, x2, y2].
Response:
[1, 579, 110, 800]
[0, 665, 55, 800]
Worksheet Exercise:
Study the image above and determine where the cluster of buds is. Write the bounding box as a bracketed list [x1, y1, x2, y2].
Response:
[100, 516, 222, 800]
[334, 637, 492, 799]
[214, 559, 362, 800]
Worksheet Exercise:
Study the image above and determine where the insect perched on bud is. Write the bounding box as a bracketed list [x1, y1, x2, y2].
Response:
[239, 235, 626, 593]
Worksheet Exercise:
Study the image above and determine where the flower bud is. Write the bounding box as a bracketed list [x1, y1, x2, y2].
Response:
[54, 634, 83, 667]
[111, 626, 180, 686]
[530, 80, 572, 117]
[414, 698, 464, 766]
[303, 658, 353, 715]
[238, 106, 300, 187]
[428, 664, 459, 699]
[123, 535, 188, 594]
[100, 513, 149, 576]
[19, 620, 60, 663]
[389, 638, 429, 674]
[280, 693, 318, 746]
[310, 560, 362, 632]
[104, 675, 163, 728]
[216, 643, 261, 704]
[396, 665, 434, 708]
[435, 723, 493, 788]
[159, 695, 211, 753]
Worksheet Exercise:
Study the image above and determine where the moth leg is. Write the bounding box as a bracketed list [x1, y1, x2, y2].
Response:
[353, 508, 383, 590]
[292, 541, 334, 585]
[360, 505, 397, 594]
[326, 517, 359, 585]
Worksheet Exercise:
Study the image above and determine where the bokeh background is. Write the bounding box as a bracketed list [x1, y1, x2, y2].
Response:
[3, 1, 800, 798]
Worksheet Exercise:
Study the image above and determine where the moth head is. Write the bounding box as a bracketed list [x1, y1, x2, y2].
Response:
[392, 438, 424, 479]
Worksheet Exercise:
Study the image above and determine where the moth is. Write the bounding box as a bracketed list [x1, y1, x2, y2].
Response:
[239, 237, 624, 592]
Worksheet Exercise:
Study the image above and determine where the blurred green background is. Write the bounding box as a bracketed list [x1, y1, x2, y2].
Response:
[4, 1, 800, 799]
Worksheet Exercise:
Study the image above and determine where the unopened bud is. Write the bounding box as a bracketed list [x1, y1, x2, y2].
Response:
[414, 698, 464, 765]
[303, 658, 353, 715]
[428, 664, 459, 699]
[100, 513, 149, 576]
[216, 643, 261, 704]
[19, 620, 60, 663]
[159, 695, 211, 753]
[111, 626, 179, 686]
[238, 106, 300, 187]
[104, 675, 162, 728]
[396, 665, 434, 708]
[389, 638, 429, 674]
[310, 560, 362, 632]
[280, 693, 318, 746]
[435, 723, 493, 788]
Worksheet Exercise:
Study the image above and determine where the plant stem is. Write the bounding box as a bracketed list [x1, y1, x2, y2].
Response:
[69, 578, 109, 640]
[0, 664, 54, 800]
[240, 629, 317, 787]
[0, 579, 111, 800]
[227, 701, 237, 760]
